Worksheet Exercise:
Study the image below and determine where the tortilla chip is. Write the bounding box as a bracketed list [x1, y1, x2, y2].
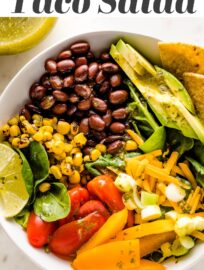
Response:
[183, 72, 204, 123]
[159, 43, 204, 80]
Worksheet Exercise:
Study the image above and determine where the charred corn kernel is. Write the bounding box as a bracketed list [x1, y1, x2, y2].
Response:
[79, 164, 85, 173]
[125, 140, 138, 151]
[65, 156, 73, 165]
[73, 153, 83, 167]
[84, 155, 91, 162]
[21, 134, 29, 139]
[19, 137, 30, 149]
[71, 147, 81, 155]
[9, 125, 21, 137]
[53, 133, 64, 141]
[50, 165, 62, 179]
[22, 121, 36, 135]
[8, 115, 19, 126]
[69, 170, 80, 184]
[43, 118, 53, 126]
[33, 131, 44, 142]
[91, 149, 101, 161]
[57, 121, 70, 135]
[39, 183, 51, 193]
[61, 161, 73, 176]
[64, 143, 73, 153]
[74, 133, 87, 147]
[54, 152, 66, 161]
[43, 131, 52, 141]
[40, 126, 53, 133]
[1, 124, 10, 136]
[96, 144, 106, 153]
[11, 137, 20, 147]
[52, 141, 65, 155]
[70, 122, 79, 136]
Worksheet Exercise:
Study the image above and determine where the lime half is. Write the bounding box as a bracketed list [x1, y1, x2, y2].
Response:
[0, 17, 57, 55]
[0, 144, 29, 218]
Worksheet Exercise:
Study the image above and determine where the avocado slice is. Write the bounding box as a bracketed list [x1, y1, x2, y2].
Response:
[116, 39, 157, 77]
[155, 66, 195, 114]
[110, 45, 199, 140]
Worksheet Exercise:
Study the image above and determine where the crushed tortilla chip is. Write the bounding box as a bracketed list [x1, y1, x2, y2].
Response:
[159, 42, 204, 80]
[183, 72, 204, 123]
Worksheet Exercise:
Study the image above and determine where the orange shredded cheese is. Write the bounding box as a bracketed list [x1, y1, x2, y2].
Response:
[179, 163, 197, 189]
[149, 176, 156, 192]
[172, 166, 185, 177]
[126, 129, 144, 146]
[190, 194, 201, 214]
[169, 201, 182, 214]
[191, 231, 204, 241]
[165, 152, 179, 174]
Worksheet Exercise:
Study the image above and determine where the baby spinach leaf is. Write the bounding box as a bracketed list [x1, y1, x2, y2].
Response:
[34, 183, 70, 222]
[14, 208, 30, 229]
[193, 141, 204, 166]
[29, 141, 49, 181]
[16, 149, 33, 197]
[186, 157, 204, 188]
[167, 129, 194, 156]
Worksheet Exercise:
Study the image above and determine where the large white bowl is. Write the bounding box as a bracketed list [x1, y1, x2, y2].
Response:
[0, 31, 203, 270]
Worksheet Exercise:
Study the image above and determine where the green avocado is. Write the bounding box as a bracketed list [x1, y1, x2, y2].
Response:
[155, 66, 195, 114]
[116, 39, 157, 77]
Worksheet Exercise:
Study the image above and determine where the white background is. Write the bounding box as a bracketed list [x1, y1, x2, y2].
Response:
[0, 17, 204, 269]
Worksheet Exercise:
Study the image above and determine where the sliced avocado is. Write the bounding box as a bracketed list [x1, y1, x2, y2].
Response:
[116, 39, 157, 77]
[110, 45, 198, 140]
[155, 66, 195, 114]
[139, 126, 166, 153]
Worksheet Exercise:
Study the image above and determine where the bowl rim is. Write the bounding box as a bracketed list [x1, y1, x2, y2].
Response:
[0, 30, 203, 270]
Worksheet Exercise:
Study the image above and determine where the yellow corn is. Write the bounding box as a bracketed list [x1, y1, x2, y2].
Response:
[43, 131, 52, 141]
[61, 161, 73, 176]
[33, 131, 44, 142]
[91, 149, 101, 161]
[1, 124, 10, 136]
[22, 120, 36, 135]
[71, 147, 81, 155]
[8, 115, 19, 126]
[79, 164, 85, 173]
[9, 125, 21, 137]
[11, 137, 20, 147]
[65, 156, 73, 165]
[64, 143, 73, 153]
[73, 152, 83, 167]
[40, 126, 53, 134]
[39, 183, 51, 193]
[125, 140, 138, 151]
[21, 134, 29, 139]
[45, 139, 54, 149]
[19, 116, 26, 122]
[69, 170, 81, 184]
[54, 152, 66, 161]
[50, 165, 62, 179]
[57, 121, 70, 135]
[43, 118, 53, 126]
[70, 122, 79, 136]
[52, 141, 65, 155]
[96, 144, 107, 153]
[74, 133, 87, 147]
[32, 114, 43, 127]
[19, 137, 30, 149]
[84, 155, 91, 162]
[53, 133, 64, 141]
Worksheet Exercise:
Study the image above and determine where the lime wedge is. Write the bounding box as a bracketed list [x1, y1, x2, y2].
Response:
[0, 144, 29, 218]
[0, 17, 57, 55]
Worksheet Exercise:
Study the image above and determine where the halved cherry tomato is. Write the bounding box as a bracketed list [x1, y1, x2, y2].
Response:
[59, 187, 90, 226]
[27, 212, 56, 248]
[77, 200, 110, 219]
[87, 175, 124, 212]
[49, 212, 106, 258]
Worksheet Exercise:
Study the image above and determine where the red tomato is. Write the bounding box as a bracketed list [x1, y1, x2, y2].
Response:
[27, 212, 56, 248]
[59, 187, 90, 226]
[87, 174, 124, 212]
[49, 212, 106, 258]
[77, 200, 110, 219]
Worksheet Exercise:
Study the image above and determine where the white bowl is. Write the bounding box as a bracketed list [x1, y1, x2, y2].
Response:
[0, 31, 203, 270]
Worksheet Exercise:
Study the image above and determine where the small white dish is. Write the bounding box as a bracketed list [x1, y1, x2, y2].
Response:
[0, 31, 203, 270]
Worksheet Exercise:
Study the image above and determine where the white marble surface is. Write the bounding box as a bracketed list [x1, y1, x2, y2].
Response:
[1, 17, 204, 270]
